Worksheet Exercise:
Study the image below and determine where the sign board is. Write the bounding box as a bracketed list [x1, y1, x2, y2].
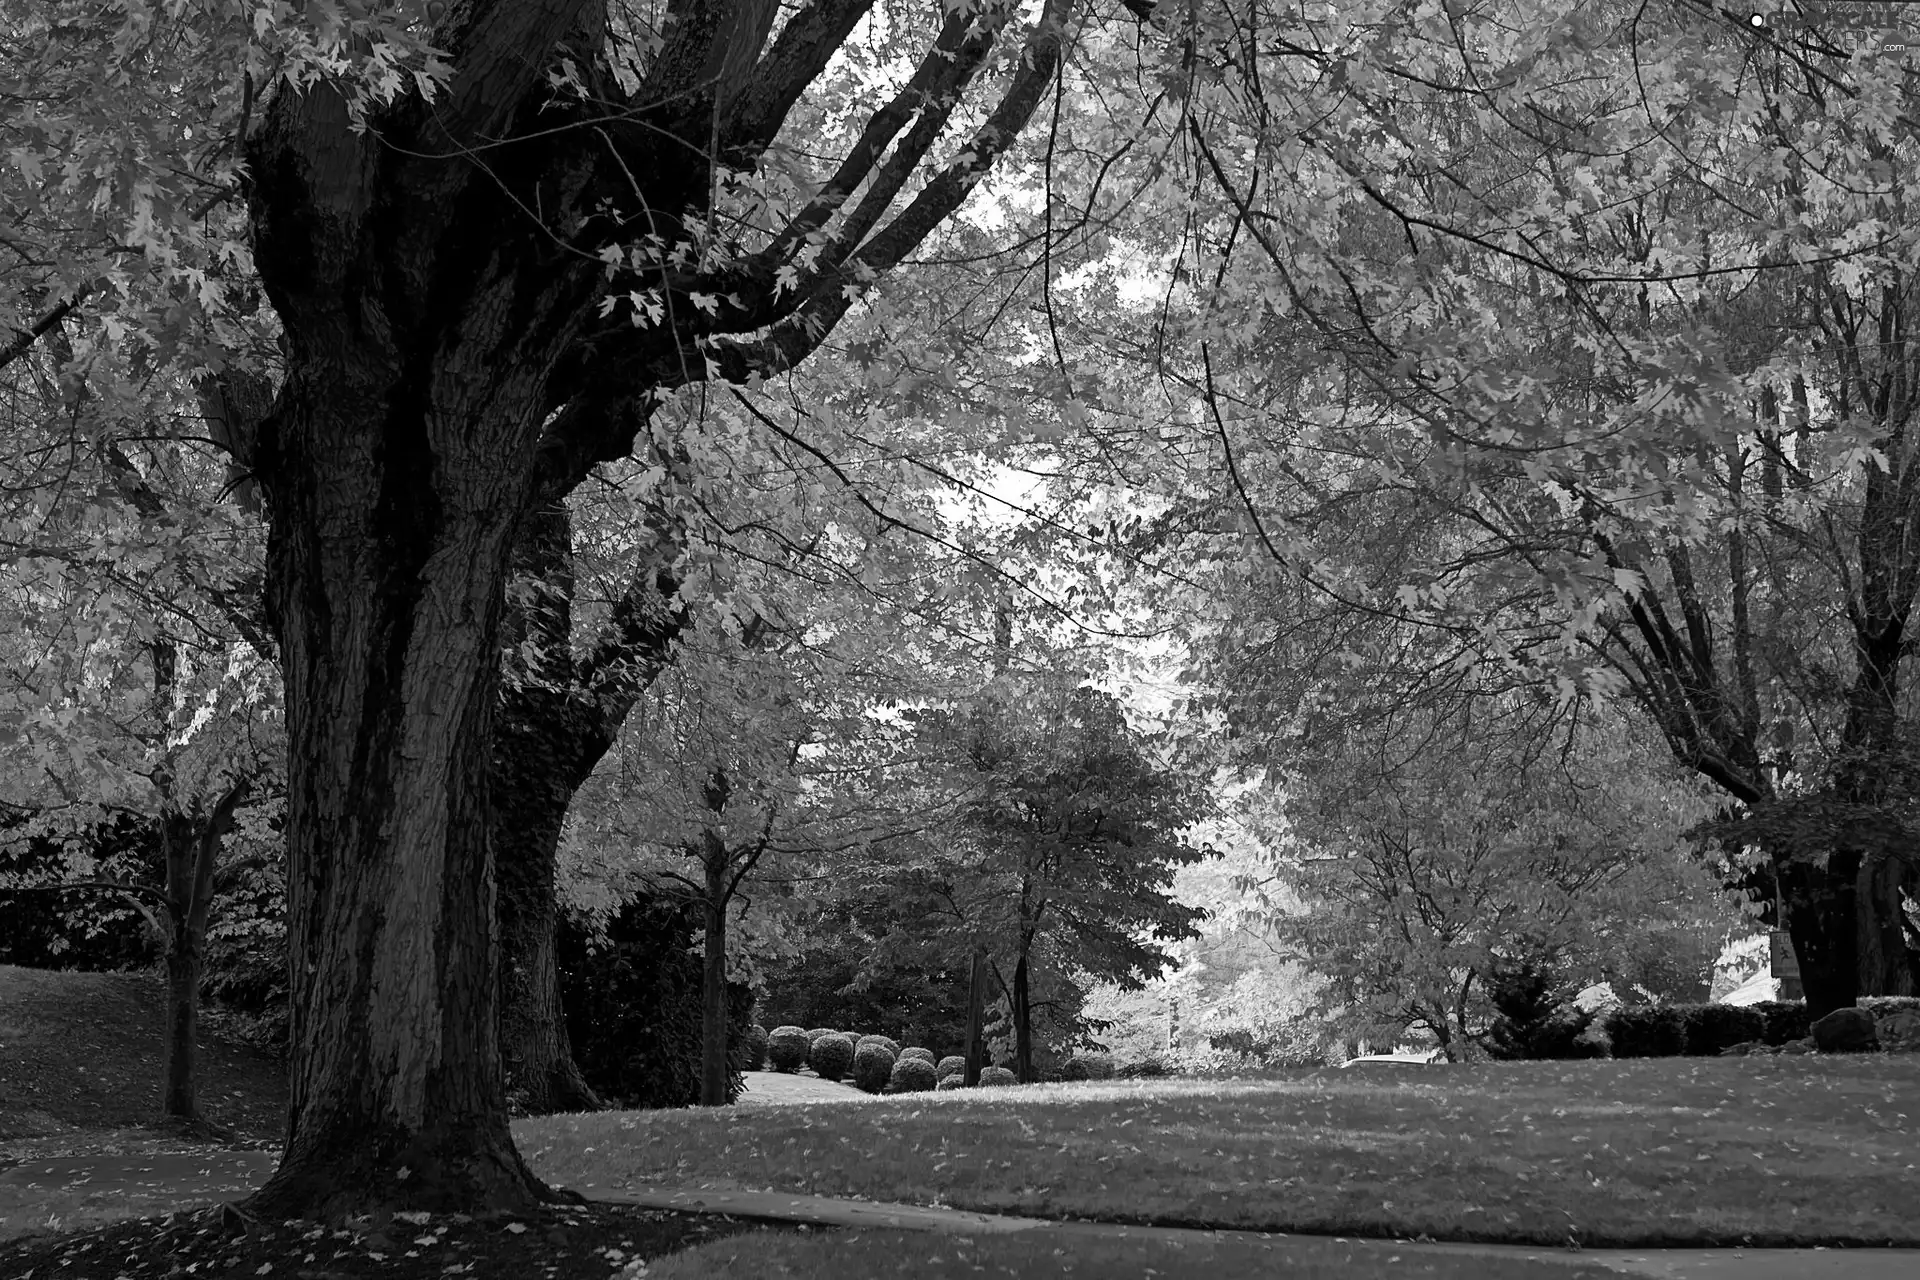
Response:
[1769, 930, 1803, 1000]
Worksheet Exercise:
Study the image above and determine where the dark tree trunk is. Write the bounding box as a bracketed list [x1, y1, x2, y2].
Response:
[1011, 950, 1033, 1083]
[963, 945, 988, 1086]
[699, 839, 731, 1106]
[160, 811, 207, 1127]
[493, 503, 684, 1115]
[1779, 848, 1862, 1022]
[159, 779, 251, 1135]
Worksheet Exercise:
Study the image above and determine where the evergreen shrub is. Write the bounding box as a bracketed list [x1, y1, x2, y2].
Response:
[1057, 1058, 1090, 1081]
[1605, 1006, 1687, 1058]
[1079, 1055, 1116, 1080]
[736, 1024, 770, 1072]
[852, 1042, 897, 1093]
[1116, 1055, 1171, 1078]
[810, 1032, 857, 1081]
[978, 1066, 1018, 1087]
[1481, 961, 1598, 1060]
[936, 1055, 966, 1078]
[806, 1028, 836, 1044]
[935, 1074, 966, 1090]
[558, 895, 750, 1108]
[857, 1034, 902, 1057]
[888, 1057, 938, 1093]
[899, 1047, 937, 1067]
[767, 1026, 811, 1072]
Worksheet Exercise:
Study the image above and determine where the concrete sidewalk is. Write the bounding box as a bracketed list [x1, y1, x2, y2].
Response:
[6, 1152, 1918, 1279]
[590, 1185, 1920, 1280]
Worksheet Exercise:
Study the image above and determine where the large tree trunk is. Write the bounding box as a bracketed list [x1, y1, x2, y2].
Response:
[962, 945, 988, 1086]
[237, 0, 1070, 1218]
[1779, 847, 1862, 1021]
[699, 838, 732, 1106]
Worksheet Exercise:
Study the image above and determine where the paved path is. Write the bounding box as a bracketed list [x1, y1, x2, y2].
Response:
[5, 1151, 1918, 1279]
[593, 1186, 1920, 1280]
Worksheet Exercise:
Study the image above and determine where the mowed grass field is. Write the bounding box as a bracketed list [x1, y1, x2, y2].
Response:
[517, 1056, 1920, 1249]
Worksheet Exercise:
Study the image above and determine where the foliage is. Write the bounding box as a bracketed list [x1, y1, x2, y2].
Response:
[557, 895, 749, 1109]
[935, 1056, 966, 1080]
[898, 1047, 936, 1067]
[856, 1035, 901, 1057]
[758, 940, 968, 1059]
[1479, 961, 1597, 1062]
[851, 1042, 897, 1094]
[1603, 1008, 1688, 1060]
[807, 1033, 856, 1083]
[766, 1027, 810, 1074]
[738, 1025, 769, 1073]
[976, 1066, 1017, 1088]
[934, 1075, 966, 1091]
[1750, 1002, 1814, 1047]
[1678, 1006, 1767, 1057]
[886, 1056, 937, 1094]
[1115, 1056, 1172, 1079]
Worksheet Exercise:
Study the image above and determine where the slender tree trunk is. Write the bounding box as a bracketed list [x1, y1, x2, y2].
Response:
[160, 812, 206, 1127]
[963, 945, 987, 1086]
[700, 838, 732, 1106]
[1011, 950, 1033, 1082]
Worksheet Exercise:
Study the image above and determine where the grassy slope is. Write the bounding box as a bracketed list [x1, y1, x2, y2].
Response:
[516, 1060, 1920, 1249]
[0, 964, 285, 1152]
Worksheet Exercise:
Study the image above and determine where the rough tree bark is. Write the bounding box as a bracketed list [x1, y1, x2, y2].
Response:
[159, 779, 253, 1133]
[240, 0, 1075, 1217]
[494, 501, 684, 1115]
[699, 834, 732, 1107]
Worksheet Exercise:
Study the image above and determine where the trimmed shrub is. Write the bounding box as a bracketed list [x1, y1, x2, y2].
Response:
[888, 1057, 939, 1094]
[936, 1055, 967, 1079]
[935, 1073, 966, 1090]
[810, 1032, 857, 1081]
[767, 1026, 811, 1072]
[852, 1042, 897, 1093]
[857, 1034, 902, 1057]
[806, 1028, 837, 1045]
[736, 1024, 770, 1072]
[978, 1066, 1018, 1087]
[1078, 1055, 1117, 1080]
[1606, 1006, 1687, 1058]
[1116, 1055, 1171, 1079]
[899, 1047, 937, 1067]
[1056, 1058, 1090, 1082]
[1750, 1000, 1811, 1046]
[1680, 1004, 1766, 1057]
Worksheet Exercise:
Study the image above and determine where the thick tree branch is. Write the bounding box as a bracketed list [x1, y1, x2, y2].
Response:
[0, 287, 90, 374]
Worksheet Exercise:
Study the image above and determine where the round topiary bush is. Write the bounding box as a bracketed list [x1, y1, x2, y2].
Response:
[851, 1042, 897, 1093]
[1079, 1055, 1116, 1080]
[1057, 1057, 1090, 1082]
[899, 1047, 937, 1067]
[767, 1026, 811, 1073]
[810, 1032, 857, 1081]
[935, 1055, 966, 1079]
[856, 1034, 902, 1057]
[935, 1073, 966, 1090]
[888, 1056, 938, 1094]
[978, 1066, 1018, 1087]
[806, 1027, 837, 1045]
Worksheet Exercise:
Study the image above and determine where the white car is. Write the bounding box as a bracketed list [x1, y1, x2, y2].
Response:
[1337, 1049, 1445, 1068]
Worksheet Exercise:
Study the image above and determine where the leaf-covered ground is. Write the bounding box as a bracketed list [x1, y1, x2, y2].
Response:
[0, 964, 286, 1151]
[519, 1060, 1920, 1248]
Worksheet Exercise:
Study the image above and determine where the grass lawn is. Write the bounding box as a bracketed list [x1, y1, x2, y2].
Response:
[516, 1057, 1920, 1249]
[642, 1226, 1624, 1279]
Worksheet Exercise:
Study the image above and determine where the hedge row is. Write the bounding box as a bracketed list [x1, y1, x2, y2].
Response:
[1603, 997, 1920, 1058]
